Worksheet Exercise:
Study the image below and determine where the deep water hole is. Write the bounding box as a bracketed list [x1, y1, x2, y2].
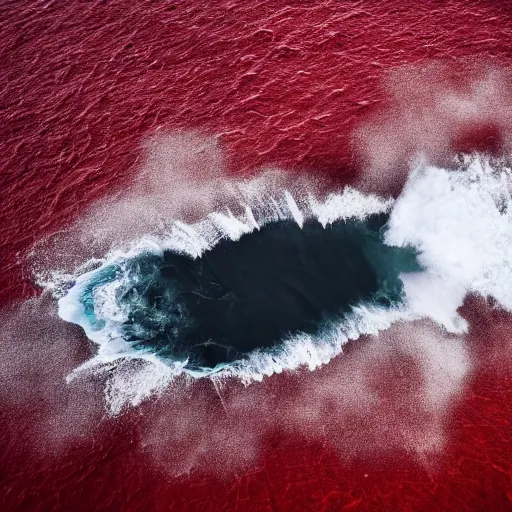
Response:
[81, 214, 420, 369]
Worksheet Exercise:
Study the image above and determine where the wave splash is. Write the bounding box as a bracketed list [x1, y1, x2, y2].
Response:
[63, 214, 420, 375]
[50, 156, 512, 390]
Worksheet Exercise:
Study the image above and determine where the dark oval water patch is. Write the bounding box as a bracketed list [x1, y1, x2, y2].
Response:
[82, 214, 420, 370]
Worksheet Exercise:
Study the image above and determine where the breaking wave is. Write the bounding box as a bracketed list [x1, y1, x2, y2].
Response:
[47, 156, 512, 386]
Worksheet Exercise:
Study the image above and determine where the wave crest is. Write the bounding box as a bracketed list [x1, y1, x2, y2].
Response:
[38, 154, 512, 413]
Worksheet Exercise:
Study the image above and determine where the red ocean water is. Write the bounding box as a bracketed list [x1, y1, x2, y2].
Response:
[1, 1, 512, 511]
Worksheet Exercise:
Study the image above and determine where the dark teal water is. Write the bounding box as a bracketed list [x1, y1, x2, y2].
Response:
[80, 214, 421, 369]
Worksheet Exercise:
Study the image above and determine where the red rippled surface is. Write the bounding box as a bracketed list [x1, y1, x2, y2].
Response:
[1, 1, 512, 511]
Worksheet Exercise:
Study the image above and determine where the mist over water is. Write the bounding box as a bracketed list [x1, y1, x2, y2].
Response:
[45, 146, 512, 412]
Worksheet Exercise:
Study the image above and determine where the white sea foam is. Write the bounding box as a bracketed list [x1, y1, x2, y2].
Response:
[56, 179, 394, 394]
[51, 155, 512, 412]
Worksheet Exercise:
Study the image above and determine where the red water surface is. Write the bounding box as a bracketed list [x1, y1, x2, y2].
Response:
[1, 1, 512, 511]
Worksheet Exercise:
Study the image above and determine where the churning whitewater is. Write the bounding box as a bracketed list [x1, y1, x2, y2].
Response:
[51, 155, 512, 394]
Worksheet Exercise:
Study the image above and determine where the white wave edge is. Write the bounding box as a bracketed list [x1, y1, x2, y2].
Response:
[57, 184, 395, 388]
[51, 156, 512, 412]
